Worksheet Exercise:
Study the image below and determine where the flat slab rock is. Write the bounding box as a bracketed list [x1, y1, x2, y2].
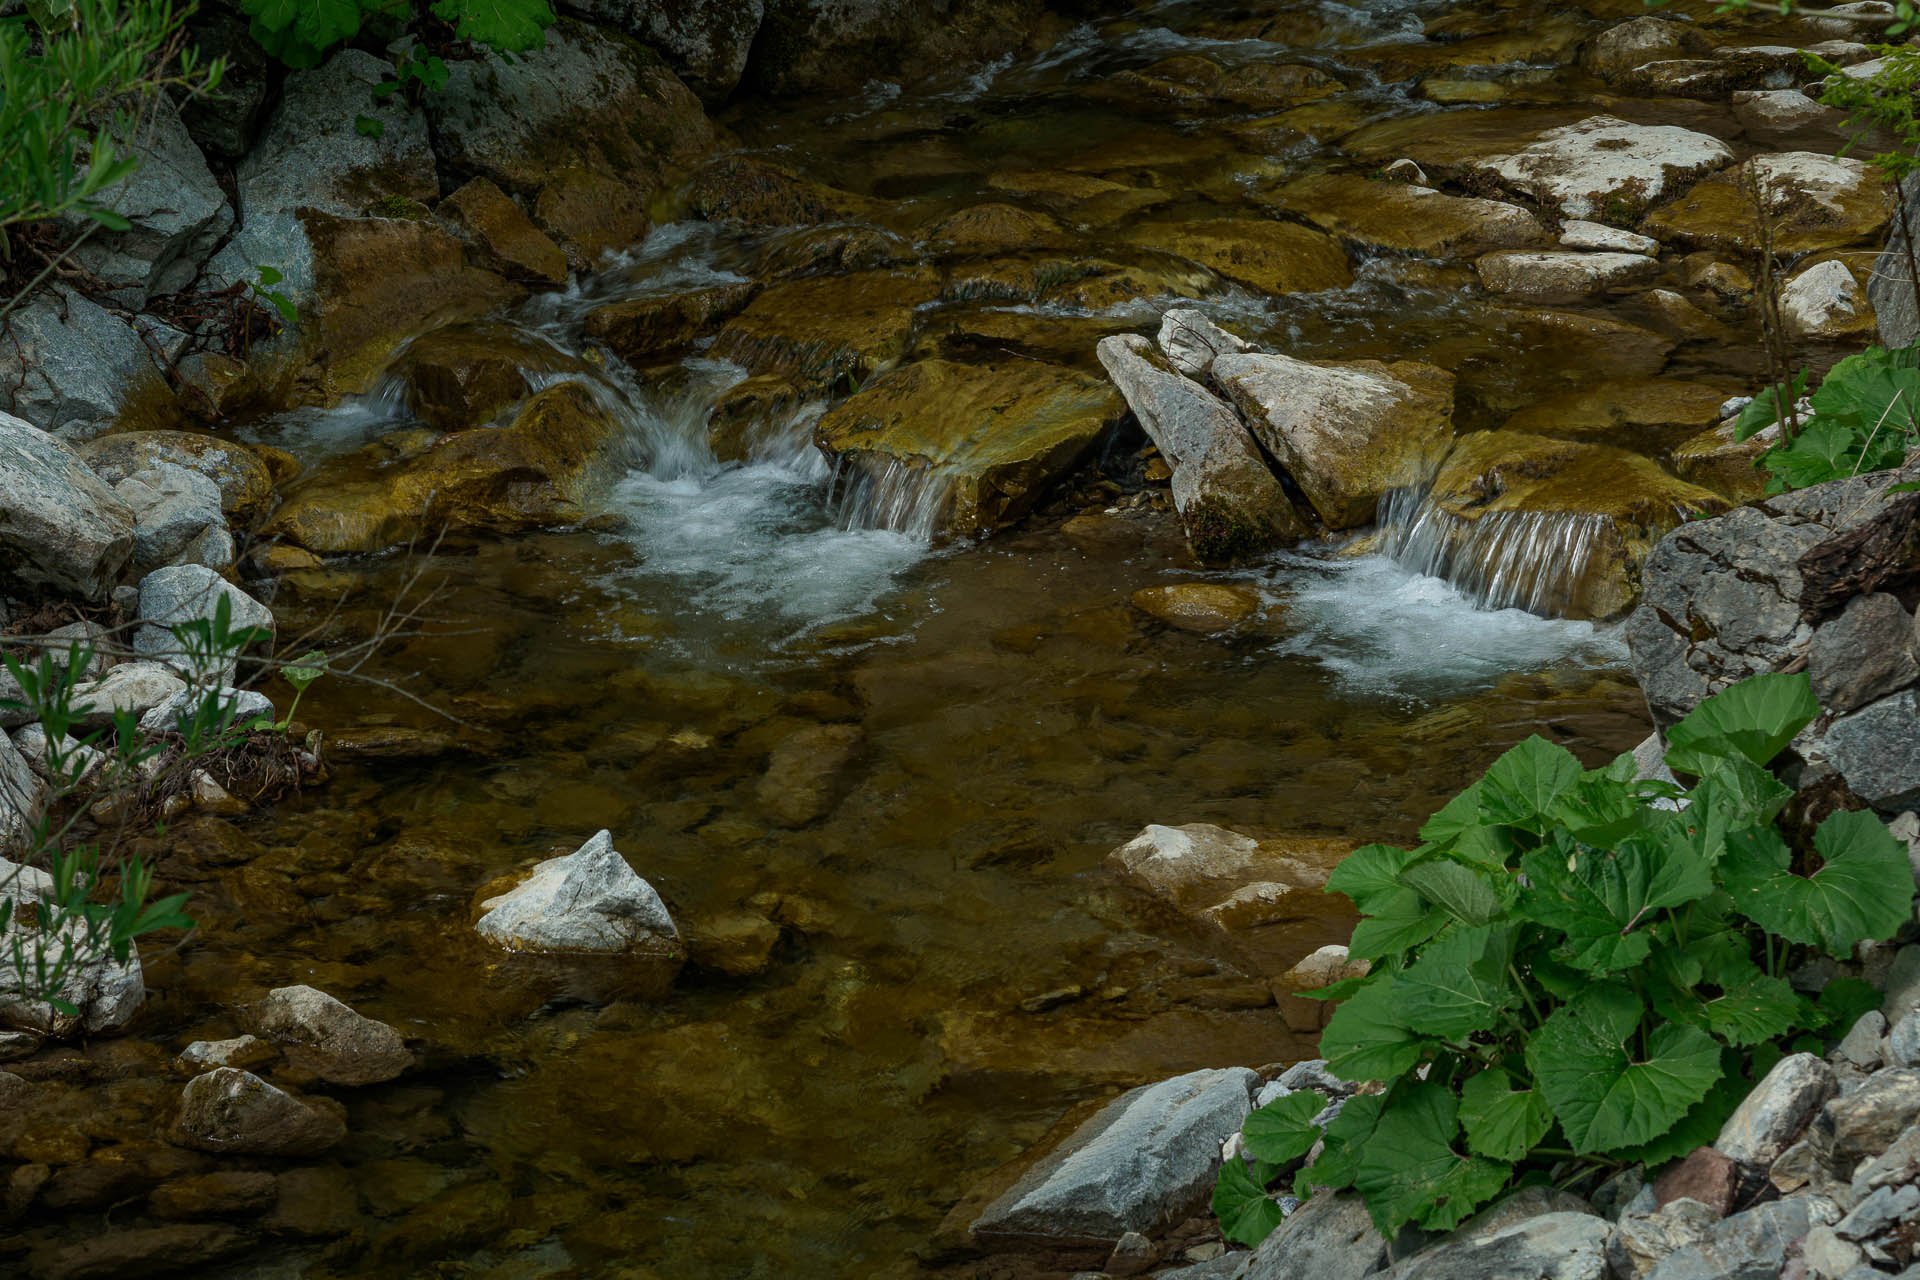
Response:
[1473, 115, 1734, 225]
[969, 1066, 1257, 1247]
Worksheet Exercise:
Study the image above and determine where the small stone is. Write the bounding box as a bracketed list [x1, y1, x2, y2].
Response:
[1237, 1191, 1390, 1280]
[174, 1067, 345, 1156]
[1803, 1225, 1865, 1278]
[1277, 1059, 1357, 1098]
[1888, 1008, 1920, 1067]
[0, 1030, 40, 1061]
[249, 985, 410, 1086]
[1811, 1068, 1920, 1177]
[475, 829, 681, 957]
[1835, 1011, 1887, 1070]
[1107, 1230, 1158, 1277]
[1611, 1196, 1720, 1280]
[66, 662, 187, 729]
[175, 1035, 274, 1072]
[1644, 1197, 1842, 1280]
[1835, 1183, 1920, 1241]
[1130, 583, 1261, 633]
[1771, 1139, 1817, 1194]
[1653, 1147, 1739, 1217]
[1381, 158, 1428, 184]
[1717, 1053, 1837, 1168]
[137, 686, 275, 736]
[1156, 309, 1254, 379]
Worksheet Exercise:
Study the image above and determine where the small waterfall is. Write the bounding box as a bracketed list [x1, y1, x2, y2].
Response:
[1376, 487, 1616, 619]
[824, 455, 956, 541]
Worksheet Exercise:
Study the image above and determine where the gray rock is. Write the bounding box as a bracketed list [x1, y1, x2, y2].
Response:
[1885, 946, 1920, 1025]
[1811, 1068, 1920, 1177]
[1889, 1008, 1920, 1067]
[1238, 1192, 1391, 1280]
[1593, 1166, 1648, 1220]
[1610, 1197, 1721, 1280]
[476, 829, 682, 956]
[137, 686, 275, 737]
[175, 1068, 344, 1156]
[971, 1066, 1258, 1245]
[0, 912, 143, 1037]
[1106, 1230, 1156, 1276]
[173, 522, 236, 575]
[0, 1030, 40, 1061]
[1825, 690, 1920, 812]
[1717, 1052, 1837, 1168]
[69, 96, 232, 308]
[1379, 1212, 1610, 1280]
[1276, 1059, 1357, 1099]
[1582, 17, 1705, 79]
[1733, 89, 1853, 151]
[1811, 593, 1920, 714]
[1772, 1138, 1819, 1194]
[0, 732, 43, 854]
[12, 724, 106, 786]
[0, 289, 152, 441]
[1783, 259, 1876, 342]
[568, 0, 764, 100]
[116, 463, 227, 576]
[1836, 1183, 1920, 1240]
[1473, 115, 1733, 225]
[175, 1035, 269, 1072]
[1645, 1197, 1842, 1280]
[1158, 1257, 1242, 1280]
[132, 565, 273, 684]
[68, 662, 188, 729]
[215, 49, 437, 305]
[249, 986, 409, 1087]
[1450, 1187, 1597, 1241]
[0, 411, 136, 600]
[1836, 1012, 1888, 1070]
[1849, 1125, 1920, 1201]
[1475, 250, 1659, 304]
[1157, 308, 1254, 379]
[1804, 1224, 1867, 1277]
[1096, 334, 1300, 561]
[1871, 171, 1920, 348]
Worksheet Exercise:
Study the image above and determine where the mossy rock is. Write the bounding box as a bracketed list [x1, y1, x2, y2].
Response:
[1121, 218, 1352, 295]
[708, 268, 942, 393]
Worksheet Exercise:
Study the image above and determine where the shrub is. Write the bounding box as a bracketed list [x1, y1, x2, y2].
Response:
[1215, 671, 1913, 1245]
[1732, 342, 1920, 491]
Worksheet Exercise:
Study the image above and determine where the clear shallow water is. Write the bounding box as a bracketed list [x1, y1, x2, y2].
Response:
[114, 0, 1807, 1273]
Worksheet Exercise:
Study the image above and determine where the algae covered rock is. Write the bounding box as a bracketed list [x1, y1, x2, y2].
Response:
[1129, 583, 1262, 633]
[685, 154, 884, 230]
[1263, 173, 1547, 257]
[77, 430, 281, 528]
[582, 282, 759, 364]
[175, 1068, 345, 1156]
[437, 177, 570, 286]
[1475, 250, 1658, 304]
[267, 381, 628, 553]
[813, 359, 1126, 536]
[1213, 352, 1455, 529]
[394, 323, 590, 432]
[1122, 218, 1353, 295]
[711, 268, 942, 392]
[1641, 152, 1894, 253]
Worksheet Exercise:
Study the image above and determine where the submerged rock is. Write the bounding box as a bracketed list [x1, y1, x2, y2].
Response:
[250, 986, 410, 1087]
[812, 358, 1126, 536]
[394, 323, 590, 432]
[1474, 250, 1658, 304]
[0, 412, 135, 602]
[755, 723, 862, 828]
[1473, 115, 1734, 224]
[1129, 584, 1261, 633]
[969, 1066, 1258, 1247]
[1262, 173, 1546, 257]
[1096, 333, 1305, 563]
[175, 1068, 345, 1156]
[1212, 352, 1455, 530]
[1122, 218, 1353, 295]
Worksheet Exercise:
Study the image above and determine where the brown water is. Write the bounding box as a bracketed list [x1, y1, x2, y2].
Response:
[121, 0, 1819, 1273]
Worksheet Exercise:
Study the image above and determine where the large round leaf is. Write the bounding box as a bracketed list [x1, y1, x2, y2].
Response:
[1353, 1082, 1511, 1234]
[1458, 1068, 1552, 1163]
[1525, 984, 1722, 1155]
[1242, 1090, 1326, 1165]
[1721, 810, 1914, 955]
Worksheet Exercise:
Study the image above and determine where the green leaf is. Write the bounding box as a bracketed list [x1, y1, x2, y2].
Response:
[1663, 672, 1819, 775]
[1321, 975, 1433, 1083]
[80, 204, 131, 230]
[1817, 977, 1885, 1034]
[1518, 830, 1713, 974]
[1458, 1068, 1553, 1163]
[1327, 844, 1421, 914]
[1294, 1090, 1386, 1198]
[1397, 858, 1509, 927]
[1392, 924, 1515, 1039]
[432, 0, 554, 52]
[1526, 983, 1721, 1155]
[255, 264, 283, 287]
[1346, 888, 1446, 964]
[1354, 1083, 1511, 1235]
[354, 113, 386, 137]
[1421, 781, 1487, 845]
[1653, 935, 1807, 1048]
[1213, 1158, 1286, 1248]
[1478, 737, 1584, 831]
[1721, 810, 1914, 956]
[282, 651, 328, 691]
[1548, 767, 1657, 847]
[1243, 1090, 1327, 1165]
[1611, 1052, 1747, 1170]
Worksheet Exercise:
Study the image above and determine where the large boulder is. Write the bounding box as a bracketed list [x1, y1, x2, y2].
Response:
[1625, 465, 1918, 726]
[114, 464, 228, 577]
[0, 412, 135, 601]
[0, 740, 43, 854]
[266, 381, 627, 554]
[1641, 153, 1894, 254]
[132, 565, 274, 684]
[249, 986, 411, 1087]
[1473, 116, 1735, 225]
[968, 1066, 1258, 1248]
[1400, 432, 1727, 621]
[1105, 824, 1359, 977]
[570, 0, 765, 100]
[1260, 173, 1547, 257]
[175, 1068, 345, 1156]
[70, 96, 233, 309]
[475, 829, 682, 959]
[1212, 352, 1455, 529]
[77, 431, 281, 528]
[0, 287, 153, 441]
[427, 19, 717, 264]
[813, 359, 1126, 536]
[1096, 332, 1305, 562]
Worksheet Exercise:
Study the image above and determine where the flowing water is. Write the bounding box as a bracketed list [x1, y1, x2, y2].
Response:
[116, 0, 1803, 1274]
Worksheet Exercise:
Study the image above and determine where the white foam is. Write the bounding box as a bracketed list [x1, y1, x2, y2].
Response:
[1266, 550, 1627, 701]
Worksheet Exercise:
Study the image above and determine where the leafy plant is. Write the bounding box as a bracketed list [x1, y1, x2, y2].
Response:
[0, 0, 225, 307]
[1214, 672, 1914, 1244]
[237, 0, 554, 73]
[1733, 342, 1920, 490]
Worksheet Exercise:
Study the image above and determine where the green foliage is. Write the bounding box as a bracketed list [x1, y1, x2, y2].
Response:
[0, 0, 224, 278]
[1735, 343, 1920, 491]
[248, 263, 297, 328]
[238, 0, 554, 73]
[1215, 672, 1913, 1242]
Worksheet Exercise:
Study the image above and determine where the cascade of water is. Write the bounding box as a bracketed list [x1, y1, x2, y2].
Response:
[1377, 486, 1615, 619]
[824, 455, 957, 541]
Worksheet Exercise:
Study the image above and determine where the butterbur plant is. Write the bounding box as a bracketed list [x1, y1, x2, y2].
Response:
[1215, 672, 1914, 1246]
